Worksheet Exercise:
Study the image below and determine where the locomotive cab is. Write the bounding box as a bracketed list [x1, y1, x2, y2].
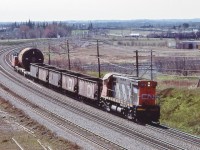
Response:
[135, 80, 160, 123]
[138, 81, 157, 106]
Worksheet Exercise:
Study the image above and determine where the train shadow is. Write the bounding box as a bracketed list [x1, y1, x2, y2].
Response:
[147, 122, 169, 129]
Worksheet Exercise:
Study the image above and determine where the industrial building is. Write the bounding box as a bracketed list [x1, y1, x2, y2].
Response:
[176, 40, 200, 49]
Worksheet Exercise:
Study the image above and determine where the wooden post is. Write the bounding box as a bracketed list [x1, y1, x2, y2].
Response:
[136, 50, 139, 77]
[97, 40, 101, 78]
[48, 43, 50, 65]
[67, 40, 71, 70]
[151, 50, 153, 80]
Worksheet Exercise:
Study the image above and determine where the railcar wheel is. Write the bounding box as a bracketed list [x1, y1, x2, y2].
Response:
[133, 117, 138, 123]
[126, 111, 132, 120]
[152, 121, 160, 125]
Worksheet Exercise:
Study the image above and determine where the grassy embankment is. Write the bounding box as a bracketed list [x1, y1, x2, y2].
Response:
[158, 87, 200, 136]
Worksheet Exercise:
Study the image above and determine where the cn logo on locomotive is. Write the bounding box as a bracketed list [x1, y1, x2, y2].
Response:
[141, 94, 155, 100]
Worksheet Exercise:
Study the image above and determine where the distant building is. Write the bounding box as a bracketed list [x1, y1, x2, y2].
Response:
[57, 34, 61, 38]
[125, 33, 140, 38]
[176, 40, 200, 49]
[130, 33, 140, 37]
[167, 40, 176, 48]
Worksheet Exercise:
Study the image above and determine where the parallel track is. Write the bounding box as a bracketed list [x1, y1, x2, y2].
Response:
[0, 82, 124, 150]
[147, 124, 200, 147]
[0, 45, 124, 149]
[1, 43, 199, 150]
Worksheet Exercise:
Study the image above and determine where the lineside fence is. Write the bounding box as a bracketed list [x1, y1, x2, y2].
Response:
[155, 70, 200, 90]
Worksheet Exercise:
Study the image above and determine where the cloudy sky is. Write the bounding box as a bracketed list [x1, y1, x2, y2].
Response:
[0, 0, 199, 22]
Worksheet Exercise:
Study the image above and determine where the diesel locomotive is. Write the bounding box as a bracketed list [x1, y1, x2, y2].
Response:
[12, 47, 160, 123]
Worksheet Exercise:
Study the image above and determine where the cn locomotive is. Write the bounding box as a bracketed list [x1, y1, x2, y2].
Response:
[12, 47, 160, 123]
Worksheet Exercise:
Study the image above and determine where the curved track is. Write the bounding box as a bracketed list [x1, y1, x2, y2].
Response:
[1, 44, 124, 149]
[0, 42, 199, 150]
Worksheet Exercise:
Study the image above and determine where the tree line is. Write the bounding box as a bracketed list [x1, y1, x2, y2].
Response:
[0, 20, 73, 39]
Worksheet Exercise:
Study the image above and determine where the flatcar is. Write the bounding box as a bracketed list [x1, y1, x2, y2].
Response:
[12, 48, 160, 123]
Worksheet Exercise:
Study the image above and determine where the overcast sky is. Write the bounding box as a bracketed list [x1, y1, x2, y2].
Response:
[0, 0, 199, 22]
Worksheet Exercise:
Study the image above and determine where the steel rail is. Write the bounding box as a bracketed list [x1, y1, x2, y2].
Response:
[2, 47, 185, 150]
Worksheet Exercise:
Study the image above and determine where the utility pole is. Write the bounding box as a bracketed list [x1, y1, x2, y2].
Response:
[48, 43, 50, 65]
[136, 50, 139, 77]
[97, 40, 101, 78]
[151, 50, 153, 80]
[66, 40, 71, 70]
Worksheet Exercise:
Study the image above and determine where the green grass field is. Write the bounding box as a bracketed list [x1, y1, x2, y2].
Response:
[158, 88, 200, 135]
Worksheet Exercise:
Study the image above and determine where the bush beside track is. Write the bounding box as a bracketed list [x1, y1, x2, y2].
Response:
[158, 88, 200, 136]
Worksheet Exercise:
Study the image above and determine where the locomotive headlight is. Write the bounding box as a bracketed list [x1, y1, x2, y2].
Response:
[137, 108, 146, 111]
[148, 82, 150, 87]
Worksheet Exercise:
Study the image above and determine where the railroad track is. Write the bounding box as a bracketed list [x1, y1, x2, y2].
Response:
[0, 82, 124, 150]
[147, 123, 200, 147]
[1, 43, 199, 149]
[0, 45, 125, 149]
[2, 47, 188, 150]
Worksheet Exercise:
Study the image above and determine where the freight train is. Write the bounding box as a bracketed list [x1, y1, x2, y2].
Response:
[11, 47, 160, 123]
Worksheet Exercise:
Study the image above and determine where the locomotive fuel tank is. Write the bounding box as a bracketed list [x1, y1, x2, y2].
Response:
[18, 48, 44, 70]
